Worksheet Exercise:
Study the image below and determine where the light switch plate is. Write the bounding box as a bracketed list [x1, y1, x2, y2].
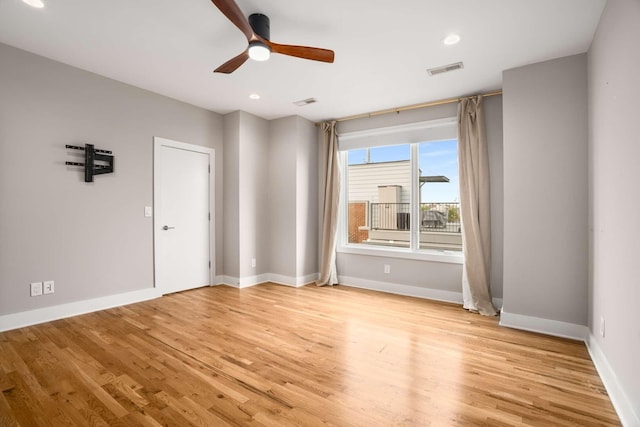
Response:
[144, 206, 152, 217]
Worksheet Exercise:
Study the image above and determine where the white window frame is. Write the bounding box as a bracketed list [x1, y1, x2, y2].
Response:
[337, 118, 464, 264]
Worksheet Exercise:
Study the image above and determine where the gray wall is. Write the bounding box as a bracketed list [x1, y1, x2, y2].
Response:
[502, 54, 588, 325]
[223, 111, 270, 281]
[335, 96, 504, 299]
[268, 116, 319, 280]
[268, 117, 299, 278]
[238, 112, 269, 279]
[295, 117, 319, 278]
[224, 112, 317, 284]
[0, 43, 224, 315]
[222, 112, 241, 279]
[485, 96, 504, 299]
[588, 0, 640, 417]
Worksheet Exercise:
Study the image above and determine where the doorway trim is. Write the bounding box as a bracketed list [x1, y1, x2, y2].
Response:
[153, 136, 215, 293]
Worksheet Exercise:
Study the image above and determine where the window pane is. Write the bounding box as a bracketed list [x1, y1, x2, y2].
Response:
[418, 139, 462, 251]
[347, 144, 411, 248]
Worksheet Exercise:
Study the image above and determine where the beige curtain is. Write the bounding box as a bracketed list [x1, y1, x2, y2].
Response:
[458, 97, 497, 315]
[316, 121, 340, 286]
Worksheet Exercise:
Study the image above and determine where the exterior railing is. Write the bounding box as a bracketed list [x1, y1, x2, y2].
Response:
[370, 202, 461, 233]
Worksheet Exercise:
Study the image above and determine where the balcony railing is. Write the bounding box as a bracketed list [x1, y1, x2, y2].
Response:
[370, 202, 461, 234]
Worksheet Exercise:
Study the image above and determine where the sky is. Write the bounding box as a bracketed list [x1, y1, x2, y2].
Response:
[348, 139, 459, 202]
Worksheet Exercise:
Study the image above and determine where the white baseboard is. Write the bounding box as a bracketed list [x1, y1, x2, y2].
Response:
[238, 274, 269, 288]
[212, 275, 226, 285]
[0, 287, 161, 332]
[269, 273, 319, 287]
[337, 275, 503, 309]
[213, 275, 263, 288]
[215, 275, 241, 287]
[499, 309, 589, 341]
[215, 273, 319, 289]
[586, 334, 640, 427]
[337, 275, 464, 304]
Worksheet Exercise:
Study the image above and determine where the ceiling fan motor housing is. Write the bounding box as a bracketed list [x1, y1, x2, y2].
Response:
[249, 13, 270, 40]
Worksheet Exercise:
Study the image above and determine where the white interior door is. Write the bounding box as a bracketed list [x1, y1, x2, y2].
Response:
[154, 137, 214, 294]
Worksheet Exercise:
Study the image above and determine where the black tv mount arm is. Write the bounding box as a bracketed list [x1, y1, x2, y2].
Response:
[65, 144, 114, 182]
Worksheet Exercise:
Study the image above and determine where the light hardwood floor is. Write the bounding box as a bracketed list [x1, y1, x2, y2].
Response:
[0, 283, 620, 426]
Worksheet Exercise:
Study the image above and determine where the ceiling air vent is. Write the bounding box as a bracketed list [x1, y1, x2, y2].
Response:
[427, 62, 464, 76]
[293, 98, 317, 106]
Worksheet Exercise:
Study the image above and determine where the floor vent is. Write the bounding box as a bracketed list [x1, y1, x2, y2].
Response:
[427, 62, 464, 76]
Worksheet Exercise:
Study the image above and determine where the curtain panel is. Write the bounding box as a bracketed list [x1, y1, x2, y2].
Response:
[458, 97, 498, 316]
[316, 121, 340, 286]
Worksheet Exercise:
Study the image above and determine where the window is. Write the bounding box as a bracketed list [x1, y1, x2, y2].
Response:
[339, 118, 462, 257]
[417, 139, 461, 251]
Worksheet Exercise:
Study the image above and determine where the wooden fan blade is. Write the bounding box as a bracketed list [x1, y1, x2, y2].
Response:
[210, 0, 254, 40]
[214, 50, 249, 74]
[267, 41, 335, 63]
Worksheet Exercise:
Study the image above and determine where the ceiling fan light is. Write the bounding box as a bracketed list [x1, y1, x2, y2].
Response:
[248, 42, 270, 61]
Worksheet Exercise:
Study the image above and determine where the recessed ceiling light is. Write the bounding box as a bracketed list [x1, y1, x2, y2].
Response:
[249, 93, 260, 100]
[443, 34, 461, 46]
[22, 0, 44, 8]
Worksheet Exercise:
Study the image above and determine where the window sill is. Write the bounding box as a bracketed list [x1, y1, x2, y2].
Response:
[337, 244, 464, 264]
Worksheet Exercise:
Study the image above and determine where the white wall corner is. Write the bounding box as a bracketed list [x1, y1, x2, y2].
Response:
[214, 275, 236, 286]
[586, 334, 640, 427]
[216, 273, 319, 288]
[499, 309, 589, 341]
[238, 274, 269, 288]
[337, 275, 464, 305]
[0, 287, 161, 332]
[268, 273, 319, 287]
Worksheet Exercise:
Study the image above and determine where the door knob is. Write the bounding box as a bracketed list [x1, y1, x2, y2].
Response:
[162, 225, 175, 230]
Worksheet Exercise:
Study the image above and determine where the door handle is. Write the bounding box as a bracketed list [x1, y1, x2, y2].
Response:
[162, 225, 175, 230]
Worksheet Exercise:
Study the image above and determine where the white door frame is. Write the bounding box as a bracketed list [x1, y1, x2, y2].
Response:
[153, 137, 215, 293]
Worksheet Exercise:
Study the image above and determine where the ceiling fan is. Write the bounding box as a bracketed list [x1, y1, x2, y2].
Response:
[210, 0, 335, 74]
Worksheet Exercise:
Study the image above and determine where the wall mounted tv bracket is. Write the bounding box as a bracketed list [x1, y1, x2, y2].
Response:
[65, 144, 114, 182]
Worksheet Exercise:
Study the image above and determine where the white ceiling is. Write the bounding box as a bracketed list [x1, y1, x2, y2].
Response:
[0, 0, 606, 122]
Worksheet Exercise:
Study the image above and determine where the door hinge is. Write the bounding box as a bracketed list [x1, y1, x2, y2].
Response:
[209, 261, 211, 269]
[208, 165, 210, 173]
[208, 212, 210, 221]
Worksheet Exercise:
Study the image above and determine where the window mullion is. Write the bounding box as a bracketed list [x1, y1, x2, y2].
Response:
[338, 151, 348, 248]
[410, 144, 420, 251]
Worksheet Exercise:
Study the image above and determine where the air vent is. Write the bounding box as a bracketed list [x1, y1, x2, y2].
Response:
[427, 62, 464, 76]
[293, 98, 317, 106]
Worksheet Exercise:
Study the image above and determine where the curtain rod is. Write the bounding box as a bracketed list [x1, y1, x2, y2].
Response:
[316, 89, 503, 125]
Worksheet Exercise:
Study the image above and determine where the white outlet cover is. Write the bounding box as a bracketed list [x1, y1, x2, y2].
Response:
[44, 280, 55, 294]
[30, 282, 43, 296]
[144, 206, 153, 217]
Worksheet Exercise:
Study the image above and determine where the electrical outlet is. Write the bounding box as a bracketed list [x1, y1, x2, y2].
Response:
[251, 258, 256, 268]
[600, 316, 605, 338]
[43, 280, 55, 294]
[30, 282, 43, 297]
[384, 264, 391, 274]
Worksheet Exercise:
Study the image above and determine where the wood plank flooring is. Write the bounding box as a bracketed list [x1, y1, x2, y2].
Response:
[0, 283, 620, 426]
